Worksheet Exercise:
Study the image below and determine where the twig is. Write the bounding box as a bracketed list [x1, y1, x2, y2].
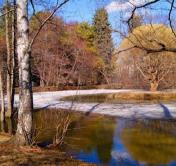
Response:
[29, 0, 70, 49]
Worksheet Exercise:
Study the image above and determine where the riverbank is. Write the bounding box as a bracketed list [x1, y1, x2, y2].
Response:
[1, 109, 176, 166]
[0, 140, 95, 166]
[12, 89, 176, 119]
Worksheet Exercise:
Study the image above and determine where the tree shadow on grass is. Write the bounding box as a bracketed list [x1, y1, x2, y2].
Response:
[85, 103, 101, 116]
[39, 102, 65, 110]
[159, 103, 173, 119]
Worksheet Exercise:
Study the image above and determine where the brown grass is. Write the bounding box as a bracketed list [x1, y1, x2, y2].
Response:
[0, 133, 11, 143]
[107, 91, 176, 101]
[0, 141, 95, 166]
[15, 84, 122, 93]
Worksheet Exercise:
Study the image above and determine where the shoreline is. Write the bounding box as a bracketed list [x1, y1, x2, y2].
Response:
[12, 89, 176, 119]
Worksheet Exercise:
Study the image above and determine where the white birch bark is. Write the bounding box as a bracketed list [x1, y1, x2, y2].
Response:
[5, 0, 13, 117]
[10, 0, 17, 116]
[16, 0, 33, 145]
[0, 70, 5, 122]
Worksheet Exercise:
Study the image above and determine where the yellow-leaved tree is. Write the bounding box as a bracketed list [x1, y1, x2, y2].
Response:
[117, 24, 176, 91]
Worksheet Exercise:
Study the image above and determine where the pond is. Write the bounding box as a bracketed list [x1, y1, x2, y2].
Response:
[1, 109, 176, 166]
[60, 93, 176, 103]
[33, 110, 176, 165]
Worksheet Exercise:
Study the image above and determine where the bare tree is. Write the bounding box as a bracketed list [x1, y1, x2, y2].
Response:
[136, 53, 176, 91]
[117, 24, 176, 91]
[118, 0, 176, 54]
[0, 60, 5, 122]
[10, 0, 17, 117]
[4, 0, 14, 117]
[0, 12, 5, 122]
[15, 0, 33, 145]
[15, 0, 70, 145]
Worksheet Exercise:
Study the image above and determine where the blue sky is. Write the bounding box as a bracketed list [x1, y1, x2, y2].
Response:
[56, 0, 173, 46]
[58, 0, 125, 45]
[1, 0, 174, 46]
[59, 0, 98, 23]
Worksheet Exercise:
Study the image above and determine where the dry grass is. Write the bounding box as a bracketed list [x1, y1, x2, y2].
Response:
[0, 133, 11, 143]
[15, 84, 121, 93]
[62, 90, 176, 103]
[0, 141, 95, 166]
[107, 91, 176, 101]
[0, 133, 94, 166]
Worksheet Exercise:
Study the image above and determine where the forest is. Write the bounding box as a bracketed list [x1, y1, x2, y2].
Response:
[1, 0, 176, 166]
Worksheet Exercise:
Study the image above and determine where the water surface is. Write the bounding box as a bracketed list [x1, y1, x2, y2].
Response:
[32, 110, 176, 166]
[61, 93, 176, 104]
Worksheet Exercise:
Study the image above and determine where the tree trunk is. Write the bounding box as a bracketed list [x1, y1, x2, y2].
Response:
[150, 81, 159, 91]
[1, 121, 5, 132]
[10, 0, 17, 117]
[5, 0, 13, 117]
[15, 0, 33, 145]
[40, 79, 45, 87]
[0, 70, 5, 122]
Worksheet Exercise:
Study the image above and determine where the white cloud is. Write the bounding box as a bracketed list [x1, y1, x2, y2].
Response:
[106, 1, 131, 13]
[129, 0, 153, 6]
[106, 0, 153, 13]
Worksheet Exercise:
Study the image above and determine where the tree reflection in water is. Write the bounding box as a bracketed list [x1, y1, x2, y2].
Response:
[121, 119, 176, 166]
[1, 109, 176, 166]
[64, 115, 176, 166]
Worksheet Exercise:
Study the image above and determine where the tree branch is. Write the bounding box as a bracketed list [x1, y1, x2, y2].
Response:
[168, 0, 176, 38]
[127, 0, 160, 32]
[29, 0, 70, 49]
[0, 8, 14, 17]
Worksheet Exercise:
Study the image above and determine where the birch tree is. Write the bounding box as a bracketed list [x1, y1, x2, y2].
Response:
[5, 0, 14, 117]
[11, 0, 16, 114]
[0, 71, 5, 122]
[15, 0, 70, 145]
[0, 38, 5, 122]
[15, 0, 33, 145]
[0, 10, 5, 122]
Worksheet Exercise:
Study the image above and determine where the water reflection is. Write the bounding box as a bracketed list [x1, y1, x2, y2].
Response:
[64, 115, 115, 164]
[120, 119, 176, 166]
[2, 109, 176, 166]
[63, 115, 176, 166]
[61, 93, 176, 104]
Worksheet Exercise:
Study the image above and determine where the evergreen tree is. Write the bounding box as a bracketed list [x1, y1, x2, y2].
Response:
[93, 8, 113, 65]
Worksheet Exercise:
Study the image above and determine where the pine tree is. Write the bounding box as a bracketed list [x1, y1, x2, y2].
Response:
[93, 8, 113, 65]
